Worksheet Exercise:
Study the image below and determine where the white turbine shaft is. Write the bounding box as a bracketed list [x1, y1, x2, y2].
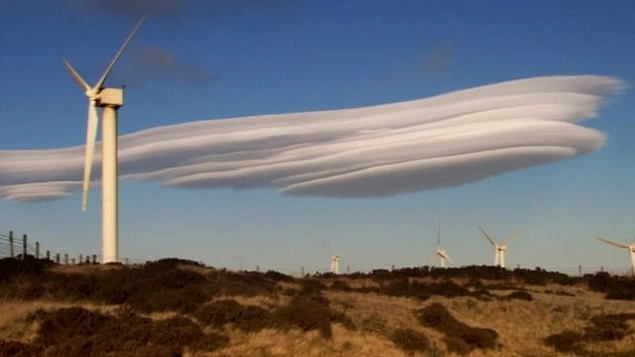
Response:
[499, 248, 505, 268]
[102, 105, 119, 263]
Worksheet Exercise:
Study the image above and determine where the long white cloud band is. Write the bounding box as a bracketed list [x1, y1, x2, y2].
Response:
[0, 75, 625, 202]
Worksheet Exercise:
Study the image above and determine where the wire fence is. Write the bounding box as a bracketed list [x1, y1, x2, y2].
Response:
[0, 229, 99, 264]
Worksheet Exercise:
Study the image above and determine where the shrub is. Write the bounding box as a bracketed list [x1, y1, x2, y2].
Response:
[330, 280, 352, 291]
[28, 307, 227, 357]
[264, 270, 294, 282]
[586, 313, 635, 341]
[417, 303, 498, 353]
[544, 330, 585, 353]
[194, 299, 273, 332]
[506, 290, 533, 301]
[544, 313, 635, 354]
[391, 328, 430, 354]
[273, 295, 333, 339]
[299, 279, 328, 295]
[0, 340, 41, 357]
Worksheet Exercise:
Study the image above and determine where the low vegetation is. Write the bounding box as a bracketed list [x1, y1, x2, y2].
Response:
[0, 257, 634, 356]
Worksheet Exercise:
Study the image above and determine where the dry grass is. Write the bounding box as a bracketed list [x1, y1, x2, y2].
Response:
[2, 261, 635, 357]
[201, 325, 412, 357]
[0, 300, 123, 344]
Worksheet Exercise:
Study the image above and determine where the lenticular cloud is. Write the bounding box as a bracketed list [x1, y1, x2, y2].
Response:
[0, 75, 625, 202]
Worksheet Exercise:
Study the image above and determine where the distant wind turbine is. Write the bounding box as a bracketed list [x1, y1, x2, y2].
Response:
[479, 227, 523, 268]
[431, 222, 453, 268]
[63, 16, 147, 263]
[323, 243, 345, 274]
[597, 237, 635, 276]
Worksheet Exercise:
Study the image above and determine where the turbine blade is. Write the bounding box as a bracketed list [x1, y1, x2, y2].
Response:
[598, 237, 630, 249]
[479, 226, 497, 246]
[93, 15, 147, 91]
[501, 230, 523, 245]
[63, 59, 90, 92]
[81, 101, 99, 211]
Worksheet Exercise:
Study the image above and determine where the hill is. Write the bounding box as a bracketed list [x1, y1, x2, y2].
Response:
[1, 257, 634, 357]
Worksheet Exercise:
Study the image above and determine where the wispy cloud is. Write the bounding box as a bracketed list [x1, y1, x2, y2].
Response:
[0, 76, 624, 202]
[67, 0, 301, 21]
[112, 44, 215, 88]
[376, 40, 454, 89]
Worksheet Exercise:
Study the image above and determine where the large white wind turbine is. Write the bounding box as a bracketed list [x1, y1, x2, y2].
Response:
[63, 16, 146, 263]
[597, 237, 635, 276]
[479, 227, 523, 268]
[434, 222, 453, 268]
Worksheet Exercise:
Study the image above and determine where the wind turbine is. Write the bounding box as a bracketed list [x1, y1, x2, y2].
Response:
[597, 237, 635, 276]
[434, 222, 453, 268]
[63, 16, 146, 263]
[323, 243, 344, 274]
[479, 226, 523, 268]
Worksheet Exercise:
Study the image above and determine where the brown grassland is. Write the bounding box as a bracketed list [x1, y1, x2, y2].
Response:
[0, 257, 634, 357]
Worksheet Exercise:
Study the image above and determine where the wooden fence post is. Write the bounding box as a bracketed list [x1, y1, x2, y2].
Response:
[64, 254, 68, 265]
[46, 250, 50, 261]
[22, 234, 27, 258]
[35, 242, 40, 259]
[9, 231, 14, 258]
[55, 253, 60, 264]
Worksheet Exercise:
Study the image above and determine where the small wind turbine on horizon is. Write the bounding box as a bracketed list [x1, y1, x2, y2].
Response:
[597, 237, 635, 276]
[323, 243, 345, 274]
[63, 16, 146, 263]
[429, 222, 453, 268]
[479, 226, 523, 268]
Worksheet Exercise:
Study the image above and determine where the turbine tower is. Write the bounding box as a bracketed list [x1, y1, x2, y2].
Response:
[63, 16, 146, 263]
[479, 227, 523, 268]
[323, 243, 344, 274]
[330, 254, 341, 275]
[435, 222, 453, 268]
[597, 237, 635, 276]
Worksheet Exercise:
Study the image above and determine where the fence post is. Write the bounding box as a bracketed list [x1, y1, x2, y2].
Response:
[64, 253, 68, 265]
[79, 254, 83, 264]
[46, 250, 50, 261]
[71, 258, 76, 265]
[92, 254, 97, 264]
[9, 231, 14, 258]
[22, 234, 27, 258]
[55, 253, 60, 264]
[35, 242, 40, 259]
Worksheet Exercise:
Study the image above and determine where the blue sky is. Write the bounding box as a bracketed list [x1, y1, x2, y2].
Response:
[1, 0, 634, 275]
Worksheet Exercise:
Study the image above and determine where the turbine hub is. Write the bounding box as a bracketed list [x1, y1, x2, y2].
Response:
[85, 88, 100, 101]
